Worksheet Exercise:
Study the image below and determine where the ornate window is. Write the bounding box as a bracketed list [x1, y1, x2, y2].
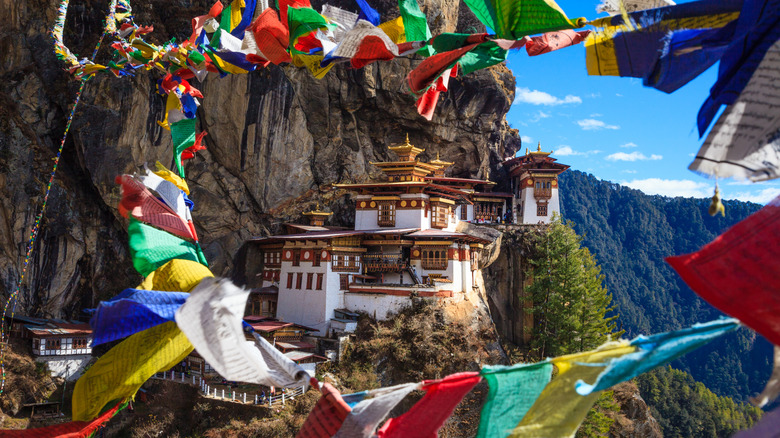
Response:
[537, 203, 548, 217]
[431, 203, 449, 228]
[421, 247, 448, 270]
[332, 253, 361, 272]
[292, 250, 301, 266]
[377, 201, 396, 227]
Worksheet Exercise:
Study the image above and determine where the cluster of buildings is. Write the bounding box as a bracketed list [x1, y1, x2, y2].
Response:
[11, 137, 568, 383]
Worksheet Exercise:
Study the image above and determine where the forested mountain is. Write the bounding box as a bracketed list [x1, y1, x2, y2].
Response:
[558, 170, 773, 401]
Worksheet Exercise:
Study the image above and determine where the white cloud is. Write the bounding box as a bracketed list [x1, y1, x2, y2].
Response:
[577, 118, 620, 130]
[606, 151, 663, 161]
[616, 93, 623, 97]
[555, 145, 601, 156]
[725, 187, 780, 204]
[621, 169, 637, 174]
[530, 110, 551, 122]
[521, 135, 533, 144]
[622, 179, 711, 198]
[620, 142, 638, 148]
[515, 87, 582, 106]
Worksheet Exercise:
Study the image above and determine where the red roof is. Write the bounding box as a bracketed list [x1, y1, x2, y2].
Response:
[27, 322, 92, 337]
[247, 320, 317, 333]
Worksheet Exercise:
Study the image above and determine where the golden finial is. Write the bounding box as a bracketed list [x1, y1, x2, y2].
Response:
[708, 182, 725, 217]
[525, 148, 529, 155]
[436, 152, 440, 160]
[405, 133, 411, 145]
[537, 142, 542, 152]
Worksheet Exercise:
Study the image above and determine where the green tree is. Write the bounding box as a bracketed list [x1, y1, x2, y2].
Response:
[525, 215, 619, 358]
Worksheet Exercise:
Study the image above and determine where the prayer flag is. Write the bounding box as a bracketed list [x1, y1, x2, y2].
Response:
[248, 8, 293, 65]
[698, 0, 780, 136]
[128, 217, 206, 277]
[335, 383, 421, 438]
[153, 161, 190, 194]
[170, 118, 198, 177]
[462, 0, 585, 40]
[575, 318, 740, 395]
[377, 372, 482, 437]
[298, 382, 353, 438]
[398, 0, 434, 56]
[326, 20, 400, 68]
[137, 259, 214, 293]
[287, 7, 333, 48]
[525, 30, 590, 56]
[91, 289, 188, 346]
[71, 322, 193, 421]
[117, 175, 195, 241]
[585, 0, 740, 78]
[667, 196, 780, 346]
[689, 39, 780, 181]
[513, 341, 636, 437]
[175, 278, 310, 387]
[476, 362, 553, 438]
[378, 17, 406, 44]
[139, 163, 192, 222]
[4, 400, 128, 437]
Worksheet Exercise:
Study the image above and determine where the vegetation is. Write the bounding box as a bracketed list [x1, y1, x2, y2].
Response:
[559, 170, 773, 400]
[524, 215, 620, 359]
[637, 366, 762, 437]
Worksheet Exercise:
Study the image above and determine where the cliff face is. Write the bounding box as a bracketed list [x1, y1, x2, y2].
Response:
[0, 0, 520, 317]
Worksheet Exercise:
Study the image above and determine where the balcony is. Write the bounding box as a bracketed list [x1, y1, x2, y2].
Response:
[533, 187, 552, 198]
[362, 253, 406, 272]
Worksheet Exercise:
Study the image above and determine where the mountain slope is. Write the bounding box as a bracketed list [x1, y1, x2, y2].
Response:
[559, 170, 773, 401]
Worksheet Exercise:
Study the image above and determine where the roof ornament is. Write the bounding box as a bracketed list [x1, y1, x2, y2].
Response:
[537, 142, 542, 152]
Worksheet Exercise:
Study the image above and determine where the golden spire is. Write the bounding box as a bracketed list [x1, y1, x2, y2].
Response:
[537, 142, 542, 152]
[405, 133, 410, 145]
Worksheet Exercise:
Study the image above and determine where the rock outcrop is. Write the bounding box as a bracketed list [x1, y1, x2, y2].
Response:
[0, 0, 521, 317]
[609, 382, 664, 438]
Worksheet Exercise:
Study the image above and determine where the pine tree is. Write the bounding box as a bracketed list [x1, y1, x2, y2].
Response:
[525, 215, 619, 358]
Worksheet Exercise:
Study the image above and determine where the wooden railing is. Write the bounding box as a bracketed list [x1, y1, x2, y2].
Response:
[362, 253, 405, 271]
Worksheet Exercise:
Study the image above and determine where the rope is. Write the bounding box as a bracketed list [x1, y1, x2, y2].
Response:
[0, 7, 113, 396]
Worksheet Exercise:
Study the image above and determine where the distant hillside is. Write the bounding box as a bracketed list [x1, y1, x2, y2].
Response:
[559, 170, 773, 401]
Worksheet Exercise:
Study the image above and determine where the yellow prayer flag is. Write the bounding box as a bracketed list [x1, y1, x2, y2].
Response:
[156, 92, 183, 131]
[378, 16, 406, 44]
[71, 322, 194, 421]
[292, 53, 334, 79]
[230, 0, 245, 31]
[512, 341, 636, 437]
[136, 259, 213, 292]
[153, 161, 190, 194]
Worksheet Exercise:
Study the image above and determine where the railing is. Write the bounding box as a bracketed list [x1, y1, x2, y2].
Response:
[152, 370, 307, 407]
[362, 253, 405, 271]
[534, 188, 552, 198]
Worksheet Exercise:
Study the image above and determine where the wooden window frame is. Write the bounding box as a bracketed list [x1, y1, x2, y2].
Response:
[286, 273, 293, 289]
[292, 250, 301, 267]
[421, 247, 448, 270]
[377, 201, 396, 227]
[296, 272, 303, 289]
[332, 253, 361, 272]
[306, 272, 314, 290]
[312, 251, 321, 267]
[460, 205, 468, 220]
[316, 273, 324, 290]
[537, 203, 548, 217]
[431, 202, 448, 229]
[339, 274, 349, 290]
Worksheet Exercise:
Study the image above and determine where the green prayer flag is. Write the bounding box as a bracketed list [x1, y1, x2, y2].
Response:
[287, 7, 333, 46]
[457, 41, 507, 76]
[211, 4, 233, 47]
[463, 0, 584, 40]
[477, 362, 553, 438]
[432, 33, 478, 53]
[128, 217, 207, 277]
[398, 0, 434, 56]
[170, 118, 197, 178]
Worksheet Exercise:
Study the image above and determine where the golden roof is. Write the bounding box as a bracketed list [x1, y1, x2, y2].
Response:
[302, 204, 333, 217]
[526, 142, 553, 157]
[429, 152, 454, 167]
[388, 134, 425, 157]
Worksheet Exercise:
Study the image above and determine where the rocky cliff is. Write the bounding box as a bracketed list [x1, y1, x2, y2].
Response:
[0, 0, 521, 317]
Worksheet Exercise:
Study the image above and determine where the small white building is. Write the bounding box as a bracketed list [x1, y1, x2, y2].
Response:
[27, 321, 93, 380]
[503, 143, 569, 224]
[245, 137, 497, 336]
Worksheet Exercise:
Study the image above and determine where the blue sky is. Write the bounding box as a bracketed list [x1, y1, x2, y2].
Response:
[503, 0, 780, 204]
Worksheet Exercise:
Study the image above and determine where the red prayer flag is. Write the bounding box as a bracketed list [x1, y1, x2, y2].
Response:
[249, 8, 293, 65]
[116, 175, 196, 241]
[297, 382, 352, 438]
[416, 65, 458, 120]
[377, 372, 481, 438]
[351, 36, 398, 69]
[3, 401, 125, 437]
[525, 29, 591, 56]
[667, 196, 780, 345]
